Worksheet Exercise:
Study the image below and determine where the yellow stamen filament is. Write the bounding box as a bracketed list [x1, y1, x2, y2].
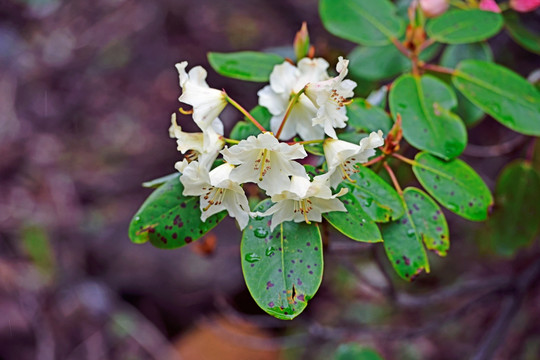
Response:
[202, 187, 226, 211]
[330, 89, 350, 110]
[179, 107, 194, 115]
[340, 157, 359, 182]
[254, 149, 271, 181]
[293, 199, 313, 224]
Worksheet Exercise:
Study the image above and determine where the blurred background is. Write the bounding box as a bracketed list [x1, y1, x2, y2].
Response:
[1, 0, 539, 359]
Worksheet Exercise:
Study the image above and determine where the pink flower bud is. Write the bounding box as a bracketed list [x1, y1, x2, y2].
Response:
[510, 0, 540, 12]
[419, 0, 449, 17]
[479, 0, 501, 12]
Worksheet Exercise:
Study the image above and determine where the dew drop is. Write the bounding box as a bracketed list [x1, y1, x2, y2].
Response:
[254, 227, 268, 238]
[265, 246, 275, 256]
[406, 229, 415, 237]
[245, 253, 261, 263]
[255, 215, 264, 221]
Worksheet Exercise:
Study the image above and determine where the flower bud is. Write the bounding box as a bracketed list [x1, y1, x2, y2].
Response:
[479, 0, 501, 12]
[294, 22, 310, 61]
[419, 0, 449, 17]
[510, 0, 540, 12]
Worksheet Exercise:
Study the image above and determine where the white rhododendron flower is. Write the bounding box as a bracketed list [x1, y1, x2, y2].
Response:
[221, 132, 308, 195]
[169, 113, 225, 167]
[304, 57, 357, 139]
[257, 58, 330, 140]
[261, 176, 347, 230]
[180, 161, 250, 230]
[323, 131, 384, 189]
[176, 61, 227, 130]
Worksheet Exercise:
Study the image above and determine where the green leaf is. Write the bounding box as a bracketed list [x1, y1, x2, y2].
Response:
[404, 188, 449, 256]
[440, 43, 493, 68]
[229, 106, 272, 140]
[348, 42, 440, 81]
[344, 166, 405, 222]
[335, 344, 384, 360]
[381, 192, 430, 282]
[504, 11, 540, 55]
[241, 200, 323, 320]
[129, 175, 226, 249]
[440, 43, 493, 127]
[324, 192, 382, 243]
[347, 98, 393, 134]
[453, 60, 540, 136]
[142, 173, 179, 188]
[389, 74, 467, 160]
[207, 51, 284, 82]
[485, 161, 540, 256]
[319, 0, 405, 46]
[412, 152, 493, 221]
[426, 9, 503, 44]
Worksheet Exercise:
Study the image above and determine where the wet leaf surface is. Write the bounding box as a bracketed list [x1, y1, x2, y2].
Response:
[426, 10, 503, 44]
[241, 200, 323, 320]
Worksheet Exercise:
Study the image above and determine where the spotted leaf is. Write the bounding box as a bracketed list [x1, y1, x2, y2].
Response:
[412, 152, 493, 221]
[129, 175, 226, 249]
[324, 192, 382, 243]
[241, 200, 323, 320]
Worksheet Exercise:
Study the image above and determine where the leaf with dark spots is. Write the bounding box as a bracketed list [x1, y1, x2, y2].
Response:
[129, 175, 226, 249]
[412, 152, 493, 221]
[381, 190, 430, 282]
[324, 192, 382, 242]
[343, 166, 405, 223]
[404, 187, 449, 256]
[241, 199, 323, 320]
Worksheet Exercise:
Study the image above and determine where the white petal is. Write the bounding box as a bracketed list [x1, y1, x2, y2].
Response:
[258, 85, 288, 115]
[269, 61, 300, 94]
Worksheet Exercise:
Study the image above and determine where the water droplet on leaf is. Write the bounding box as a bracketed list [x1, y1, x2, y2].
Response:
[265, 247, 275, 256]
[245, 253, 261, 263]
[254, 227, 268, 238]
[406, 229, 415, 237]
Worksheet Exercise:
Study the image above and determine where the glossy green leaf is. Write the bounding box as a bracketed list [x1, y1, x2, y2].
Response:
[426, 10, 503, 44]
[347, 98, 393, 134]
[404, 188, 449, 256]
[324, 192, 382, 243]
[207, 51, 284, 82]
[129, 175, 226, 248]
[453, 60, 540, 136]
[229, 106, 272, 140]
[335, 344, 384, 360]
[440, 43, 493, 127]
[485, 161, 540, 256]
[344, 166, 405, 222]
[241, 200, 323, 320]
[412, 152, 493, 221]
[348, 42, 440, 81]
[319, 0, 405, 46]
[504, 11, 540, 55]
[381, 193, 430, 282]
[389, 74, 467, 160]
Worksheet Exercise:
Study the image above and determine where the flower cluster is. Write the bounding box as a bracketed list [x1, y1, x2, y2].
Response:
[169, 58, 384, 230]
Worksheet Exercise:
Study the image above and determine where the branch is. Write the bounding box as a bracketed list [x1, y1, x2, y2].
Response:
[472, 259, 540, 360]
